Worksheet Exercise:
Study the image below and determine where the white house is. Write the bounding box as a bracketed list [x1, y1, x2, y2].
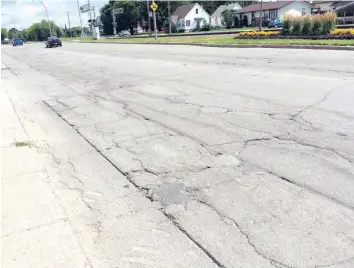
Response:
[235, 1, 313, 27]
[171, 3, 210, 32]
[210, 3, 242, 27]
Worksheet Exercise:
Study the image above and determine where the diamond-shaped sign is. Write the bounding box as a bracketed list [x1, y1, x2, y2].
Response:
[150, 1, 158, 12]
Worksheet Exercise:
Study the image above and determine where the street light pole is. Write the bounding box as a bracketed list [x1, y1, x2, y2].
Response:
[66, 12, 72, 38]
[77, 0, 84, 37]
[2, 13, 16, 37]
[33, 0, 52, 36]
[2, 13, 16, 29]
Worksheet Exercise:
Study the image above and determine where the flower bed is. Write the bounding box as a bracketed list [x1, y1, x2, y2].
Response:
[235, 34, 354, 40]
[331, 28, 354, 35]
[239, 31, 280, 37]
[235, 28, 354, 40]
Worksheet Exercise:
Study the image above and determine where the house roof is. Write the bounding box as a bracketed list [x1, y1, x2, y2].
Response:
[225, 3, 242, 11]
[172, 3, 197, 18]
[236, 1, 292, 13]
[211, 5, 227, 18]
[334, 1, 354, 12]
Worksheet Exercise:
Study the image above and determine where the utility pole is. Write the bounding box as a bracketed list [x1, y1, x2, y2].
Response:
[66, 12, 72, 38]
[111, 9, 117, 36]
[77, 0, 84, 37]
[259, 0, 263, 31]
[146, 0, 151, 35]
[168, 0, 171, 33]
[88, 0, 92, 35]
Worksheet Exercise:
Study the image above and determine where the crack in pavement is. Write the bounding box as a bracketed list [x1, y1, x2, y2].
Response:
[188, 200, 293, 268]
[44, 101, 227, 268]
[45, 91, 354, 267]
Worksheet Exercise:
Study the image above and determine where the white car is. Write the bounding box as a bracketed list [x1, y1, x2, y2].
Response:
[118, 30, 131, 37]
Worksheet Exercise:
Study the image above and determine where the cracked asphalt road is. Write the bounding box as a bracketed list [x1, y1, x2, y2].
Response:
[2, 42, 354, 268]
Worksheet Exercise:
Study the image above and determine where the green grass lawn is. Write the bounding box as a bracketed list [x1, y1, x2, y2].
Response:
[81, 35, 354, 46]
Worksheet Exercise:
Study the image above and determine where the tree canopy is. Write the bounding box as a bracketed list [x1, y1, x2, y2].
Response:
[25, 20, 64, 41]
[1, 28, 8, 40]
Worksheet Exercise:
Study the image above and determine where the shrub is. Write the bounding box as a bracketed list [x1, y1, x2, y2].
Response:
[201, 22, 211, 31]
[292, 16, 303, 35]
[222, 10, 234, 29]
[301, 15, 312, 35]
[282, 14, 292, 35]
[321, 12, 337, 34]
[312, 14, 322, 35]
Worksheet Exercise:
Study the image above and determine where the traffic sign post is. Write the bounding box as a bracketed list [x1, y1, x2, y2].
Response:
[150, 1, 158, 40]
[153, 12, 157, 40]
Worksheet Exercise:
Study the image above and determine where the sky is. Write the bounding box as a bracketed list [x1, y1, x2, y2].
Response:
[1, 0, 107, 30]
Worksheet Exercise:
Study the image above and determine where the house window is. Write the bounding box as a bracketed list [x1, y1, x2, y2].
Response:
[270, 10, 277, 19]
[302, 8, 306, 15]
[186, 20, 191, 27]
[196, 8, 199, 14]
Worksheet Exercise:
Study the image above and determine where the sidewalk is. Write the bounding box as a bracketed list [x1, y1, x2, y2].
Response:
[0, 62, 217, 267]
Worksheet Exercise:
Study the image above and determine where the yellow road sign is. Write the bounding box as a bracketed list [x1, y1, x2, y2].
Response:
[150, 1, 158, 12]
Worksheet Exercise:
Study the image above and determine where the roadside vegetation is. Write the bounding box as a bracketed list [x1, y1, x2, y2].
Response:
[79, 35, 354, 46]
[236, 13, 354, 41]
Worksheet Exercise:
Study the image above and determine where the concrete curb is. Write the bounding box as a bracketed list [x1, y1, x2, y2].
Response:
[79, 41, 354, 51]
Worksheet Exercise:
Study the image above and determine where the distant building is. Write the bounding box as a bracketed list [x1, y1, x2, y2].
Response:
[235, 1, 312, 27]
[311, 1, 354, 24]
[171, 3, 210, 32]
[333, 1, 354, 24]
[210, 3, 242, 27]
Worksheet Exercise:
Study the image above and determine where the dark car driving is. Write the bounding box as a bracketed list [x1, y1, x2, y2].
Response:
[12, 38, 24, 46]
[45, 36, 62, 48]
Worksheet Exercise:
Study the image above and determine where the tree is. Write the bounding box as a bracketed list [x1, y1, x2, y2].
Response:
[1, 28, 8, 40]
[25, 20, 64, 41]
[8, 28, 18, 39]
[221, 10, 234, 29]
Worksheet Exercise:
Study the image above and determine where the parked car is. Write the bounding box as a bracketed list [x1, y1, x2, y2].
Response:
[2, 38, 10, 44]
[12, 38, 24, 46]
[133, 27, 144, 34]
[45, 36, 62, 48]
[268, 19, 282, 28]
[118, 30, 131, 37]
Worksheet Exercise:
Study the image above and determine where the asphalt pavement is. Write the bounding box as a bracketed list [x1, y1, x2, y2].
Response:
[2, 42, 354, 268]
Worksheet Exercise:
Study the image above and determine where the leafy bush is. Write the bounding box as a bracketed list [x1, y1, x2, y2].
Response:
[221, 10, 234, 29]
[301, 16, 312, 35]
[321, 12, 336, 34]
[311, 14, 322, 35]
[292, 17, 302, 35]
[201, 21, 211, 31]
[282, 14, 292, 35]
[282, 12, 337, 36]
